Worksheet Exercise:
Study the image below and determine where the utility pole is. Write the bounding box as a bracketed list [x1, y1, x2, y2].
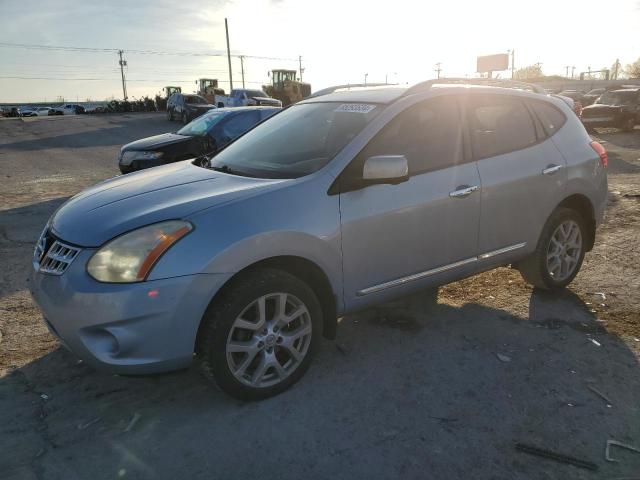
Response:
[571, 66, 575, 78]
[565, 65, 570, 78]
[364, 73, 368, 85]
[240, 55, 245, 88]
[509, 49, 515, 78]
[612, 58, 620, 80]
[298, 55, 304, 82]
[434, 62, 442, 79]
[225, 18, 233, 91]
[118, 50, 128, 100]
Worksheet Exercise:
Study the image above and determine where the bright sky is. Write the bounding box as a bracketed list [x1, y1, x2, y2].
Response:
[1, 0, 639, 103]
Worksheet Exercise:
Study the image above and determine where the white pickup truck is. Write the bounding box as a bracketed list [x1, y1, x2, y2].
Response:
[214, 89, 282, 108]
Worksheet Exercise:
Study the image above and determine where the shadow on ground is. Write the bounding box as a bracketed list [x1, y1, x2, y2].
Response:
[1, 288, 639, 480]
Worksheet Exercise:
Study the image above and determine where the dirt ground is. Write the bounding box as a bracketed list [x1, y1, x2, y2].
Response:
[0, 114, 639, 479]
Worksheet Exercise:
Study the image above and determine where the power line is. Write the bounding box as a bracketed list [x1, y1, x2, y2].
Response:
[0, 76, 267, 85]
[0, 41, 299, 61]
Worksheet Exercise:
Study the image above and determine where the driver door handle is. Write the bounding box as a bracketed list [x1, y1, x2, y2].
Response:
[449, 185, 479, 198]
[542, 164, 563, 175]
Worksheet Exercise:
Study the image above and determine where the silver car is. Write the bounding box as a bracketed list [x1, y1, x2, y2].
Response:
[30, 80, 608, 400]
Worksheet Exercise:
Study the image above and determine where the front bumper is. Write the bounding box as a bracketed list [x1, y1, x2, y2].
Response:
[30, 248, 232, 374]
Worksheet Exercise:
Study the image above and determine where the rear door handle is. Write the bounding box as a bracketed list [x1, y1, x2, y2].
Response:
[449, 185, 479, 198]
[542, 164, 563, 175]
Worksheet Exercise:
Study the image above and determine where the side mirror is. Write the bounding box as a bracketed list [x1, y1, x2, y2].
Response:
[362, 155, 409, 184]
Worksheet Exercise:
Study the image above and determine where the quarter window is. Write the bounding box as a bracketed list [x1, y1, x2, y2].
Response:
[467, 95, 537, 159]
[357, 96, 463, 175]
[529, 100, 566, 136]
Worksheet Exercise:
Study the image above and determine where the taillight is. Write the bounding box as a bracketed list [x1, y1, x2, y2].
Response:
[590, 141, 608, 168]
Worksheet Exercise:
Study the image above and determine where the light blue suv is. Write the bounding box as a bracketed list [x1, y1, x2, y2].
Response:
[30, 79, 608, 400]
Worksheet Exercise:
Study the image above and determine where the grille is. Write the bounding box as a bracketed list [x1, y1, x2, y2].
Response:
[33, 228, 81, 275]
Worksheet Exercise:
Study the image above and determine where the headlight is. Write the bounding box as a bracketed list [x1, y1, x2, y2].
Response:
[120, 150, 164, 165]
[87, 220, 193, 283]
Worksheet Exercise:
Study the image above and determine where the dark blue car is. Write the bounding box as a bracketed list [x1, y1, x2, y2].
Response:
[118, 106, 280, 173]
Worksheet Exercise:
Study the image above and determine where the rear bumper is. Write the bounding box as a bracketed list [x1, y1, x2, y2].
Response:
[30, 250, 232, 374]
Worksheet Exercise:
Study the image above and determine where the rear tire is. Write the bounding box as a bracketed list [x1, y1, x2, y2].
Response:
[517, 207, 586, 291]
[167, 109, 173, 121]
[182, 112, 189, 125]
[198, 268, 322, 400]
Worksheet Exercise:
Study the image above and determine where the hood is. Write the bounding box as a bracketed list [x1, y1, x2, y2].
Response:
[582, 104, 621, 116]
[122, 133, 191, 151]
[51, 161, 285, 247]
[251, 96, 278, 102]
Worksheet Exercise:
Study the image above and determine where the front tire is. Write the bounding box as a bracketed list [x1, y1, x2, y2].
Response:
[182, 112, 189, 125]
[620, 117, 635, 133]
[167, 109, 174, 121]
[198, 268, 322, 400]
[517, 207, 586, 291]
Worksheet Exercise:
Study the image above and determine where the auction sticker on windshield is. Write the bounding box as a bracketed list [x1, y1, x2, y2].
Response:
[334, 103, 377, 113]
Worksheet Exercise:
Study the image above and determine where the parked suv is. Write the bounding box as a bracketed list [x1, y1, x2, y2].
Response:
[167, 93, 216, 124]
[30, 80, 608, 400]
[581, 88, 640, 132]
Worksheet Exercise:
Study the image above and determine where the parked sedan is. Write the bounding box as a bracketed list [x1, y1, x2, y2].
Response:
[119, 106, 280, 173]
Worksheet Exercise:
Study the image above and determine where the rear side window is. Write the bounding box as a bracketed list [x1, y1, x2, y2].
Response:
[221, 111, 261, 139]
[467, 95, 537, 159]
[358, 96, 463, 175]
[528, 100, 566, 136]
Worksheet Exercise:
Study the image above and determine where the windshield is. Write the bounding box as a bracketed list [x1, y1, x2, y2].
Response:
[177, 111, 227, 136]
[209, 102, 381, 178]
[245, 90, 267, 98]
[596, 91, 636, 105]
[184, 95, 207, 104]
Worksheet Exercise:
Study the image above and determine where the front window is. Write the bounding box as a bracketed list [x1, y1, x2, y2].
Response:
[596, 91, 636, 106]
[208, 102, 381, 178]
[177, 111, 227, 136]
[245, 90, 267, 98]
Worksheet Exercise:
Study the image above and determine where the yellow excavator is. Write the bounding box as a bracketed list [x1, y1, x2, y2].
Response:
[263, 69, 311, 106]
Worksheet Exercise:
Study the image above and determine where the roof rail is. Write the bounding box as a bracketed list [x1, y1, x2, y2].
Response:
[307, 83, 392, 99]
[402, 78, 546, 97]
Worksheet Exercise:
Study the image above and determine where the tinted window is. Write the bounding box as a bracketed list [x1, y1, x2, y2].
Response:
[220, 111, 261, 139]
[467, 95, 537, 159]
[529, 100, 566, 136]
[357, 96, 463, 174]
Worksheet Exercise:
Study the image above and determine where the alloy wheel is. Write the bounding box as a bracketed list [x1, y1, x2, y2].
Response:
[546, 220, 582, 282]
[226, 293, 312, 388]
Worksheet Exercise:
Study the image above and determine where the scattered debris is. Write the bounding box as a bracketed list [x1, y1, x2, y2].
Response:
[594, 292, 607, 301]
[124, 413, 141, 433]
[587, 385, 613, 407]
[35, 448, 45, 458]
[634, 338, 639, 343]
[496, 353, 511, 363]
[589, 338, 602, 347]
[623, 193, 640, 198]
[515, 443, 598, 471]
[78, 417, 101, 430]
[427, 415, 458, 423]
[605, 440, 640, 462]
[335, 343, 348, 356]
[40, 393, 49, 401]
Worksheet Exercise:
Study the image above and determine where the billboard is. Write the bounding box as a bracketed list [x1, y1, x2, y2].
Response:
[477, 53, 509, 73]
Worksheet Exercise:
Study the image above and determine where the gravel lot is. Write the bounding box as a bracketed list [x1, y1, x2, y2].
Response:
[1, 113, 639, 479]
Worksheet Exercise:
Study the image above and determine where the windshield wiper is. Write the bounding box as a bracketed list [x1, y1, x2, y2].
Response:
[210, 164, 253, 177]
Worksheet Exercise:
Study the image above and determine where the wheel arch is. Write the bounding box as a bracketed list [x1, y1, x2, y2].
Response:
[195, 255, 338, 355]
[556, 193, 596, 251]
